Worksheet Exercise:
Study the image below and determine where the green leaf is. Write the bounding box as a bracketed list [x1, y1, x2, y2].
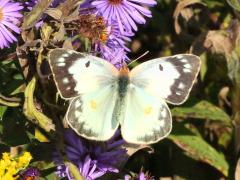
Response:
[0, 106, 7, 118]
[1, 108, 30, 146]
[65, 162, 85, 180]
[171, 100, 231, 124]
[168, 124, 229, 176]
[226, 0, 240, 11]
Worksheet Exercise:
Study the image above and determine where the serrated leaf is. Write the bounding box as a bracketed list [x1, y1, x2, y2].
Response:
[168, 124, 229, 176]
[23, 77, 55, 132]
[172, 100, 231, 124]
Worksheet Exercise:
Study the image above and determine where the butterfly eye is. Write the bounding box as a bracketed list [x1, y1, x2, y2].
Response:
[85, 61, 90, 67]
[159, 64, 163, 71]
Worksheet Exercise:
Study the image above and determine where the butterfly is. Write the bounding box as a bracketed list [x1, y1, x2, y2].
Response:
[48, 48, 201, 144]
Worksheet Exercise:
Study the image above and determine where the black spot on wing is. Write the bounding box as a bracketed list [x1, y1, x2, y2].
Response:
[159, 64, 163, 71]
[164, 55, 200, 104]
[85, 61, 90, 67]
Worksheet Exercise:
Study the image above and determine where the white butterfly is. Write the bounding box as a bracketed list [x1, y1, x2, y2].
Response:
[48, 49, 201, 144]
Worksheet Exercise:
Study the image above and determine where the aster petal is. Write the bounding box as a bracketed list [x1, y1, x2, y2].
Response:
[91, 0, 107, 6]
[117, 5, 138, 30]
[88, 163, 97, 176]
[102, 4, 112, 20]
[125, 1, 152, 17]
[0, 26, 9, 48]
[4, 12, 23, 18]
[1, 20, 20, 33]
[0, 23, 17, 42]
[0, 0, 9, 8]
[4, 3, 23, 12]
[129, 0, 157, 6]
[90, 171, 106, 179]
[124, 7, 146, 24]
[82, 156, 91, 177]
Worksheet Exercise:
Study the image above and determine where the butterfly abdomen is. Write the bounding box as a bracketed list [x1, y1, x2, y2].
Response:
[111, 74, 130, 123]
[118, 75, 129, 98]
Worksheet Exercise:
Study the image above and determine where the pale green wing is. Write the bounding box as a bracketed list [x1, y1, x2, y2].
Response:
[121, 86, 172, 144]
[66, 84, 119, 141]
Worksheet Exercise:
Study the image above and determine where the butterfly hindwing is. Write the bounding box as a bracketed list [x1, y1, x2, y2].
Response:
[48, 48, 119, 99]
[66, 84, 119, 141]
[121, 86, 172, 144]
[130, 54, 201, 105]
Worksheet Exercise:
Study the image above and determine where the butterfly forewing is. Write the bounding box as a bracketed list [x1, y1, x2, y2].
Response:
[49, 48, 120, 140]
[130, 54, 201, 105]
[48, 48, 119, 99]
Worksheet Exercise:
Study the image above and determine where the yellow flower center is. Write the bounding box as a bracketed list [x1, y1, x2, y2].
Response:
[108, 0, 123, 5]
[0, 8, 3, 21]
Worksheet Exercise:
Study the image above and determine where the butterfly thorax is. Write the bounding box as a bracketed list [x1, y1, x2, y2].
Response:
[118, 66, 130, 98]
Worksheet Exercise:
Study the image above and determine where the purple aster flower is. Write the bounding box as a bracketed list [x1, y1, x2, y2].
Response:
[97, 45, 130, 69]
[124, 171, 154, 180]
[90, 0, 157, 33]
[25, 0, 38, 11]
[20, 167, 40, 179]
[94, 20, 133, 68]
[54, 129, 127, 180]
[0, 0, 23, 49]
[25, 0, 64, 10]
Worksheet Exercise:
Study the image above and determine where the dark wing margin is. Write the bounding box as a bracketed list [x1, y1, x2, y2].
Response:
[48, 48, 85, 99]
[164, 54, 201, 104]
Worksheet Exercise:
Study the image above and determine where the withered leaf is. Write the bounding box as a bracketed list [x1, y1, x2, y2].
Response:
[22, 0, 53, 30]
[173, 0, 206, 34]
[236, 158, 240, 180]
[23, 77, 55, 132]
[204, 30, 233, 55]
[53, 22, 66, 42]
[45, 8, 62, 20]
[56, 0, 82, 22]
[226, 0, 240, 12]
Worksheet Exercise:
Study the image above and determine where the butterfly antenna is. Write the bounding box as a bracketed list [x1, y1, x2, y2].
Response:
[128, 51, 149, 66]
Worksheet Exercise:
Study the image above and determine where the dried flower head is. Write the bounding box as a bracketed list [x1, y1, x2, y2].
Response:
[70, 14, 108, 43]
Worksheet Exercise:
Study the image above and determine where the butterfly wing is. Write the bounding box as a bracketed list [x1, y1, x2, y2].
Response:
[121, 86, 172, 144]
[48, 48, 119, 99]
[121, 54, 200, 144]
[48, 48, 120, 140]
[66, 85, 119, 141]
[130, 54, 201, 105]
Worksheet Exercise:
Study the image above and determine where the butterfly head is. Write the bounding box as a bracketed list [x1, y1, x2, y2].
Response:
[119, 65, 129, 76]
